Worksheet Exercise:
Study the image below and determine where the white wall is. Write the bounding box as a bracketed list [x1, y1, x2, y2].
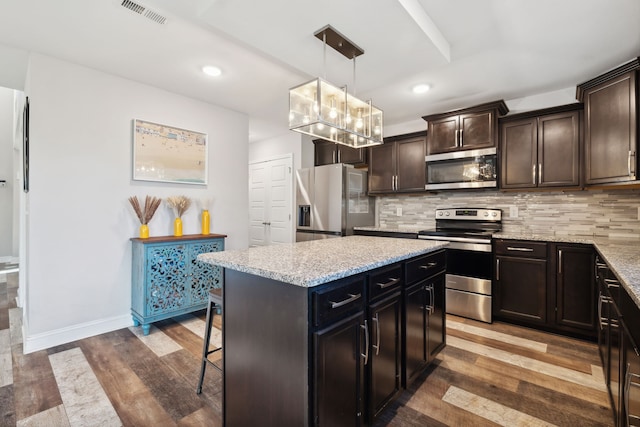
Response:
[0, 87, 13, 258]
[23, 53, 249, 352]
[249, 132, 303, 171]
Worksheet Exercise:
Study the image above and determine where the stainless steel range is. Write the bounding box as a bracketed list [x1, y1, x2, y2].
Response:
[418, 208, 502, 323]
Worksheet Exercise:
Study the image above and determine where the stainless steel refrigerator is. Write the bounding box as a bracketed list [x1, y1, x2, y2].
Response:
[295, 164, 375, 242]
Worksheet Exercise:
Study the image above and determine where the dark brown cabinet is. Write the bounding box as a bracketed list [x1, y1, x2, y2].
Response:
[314, 139, 367, 166]
[403, 251, 446, 387]
[368, 132, 426, 194]
[555, 244, 596, 332]
[577, 58, 639, 185]
[500, 105, 582, 189]
[423, 100, 508, 155]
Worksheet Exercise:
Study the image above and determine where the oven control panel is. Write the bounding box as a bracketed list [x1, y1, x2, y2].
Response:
[435, 208, 501, 221]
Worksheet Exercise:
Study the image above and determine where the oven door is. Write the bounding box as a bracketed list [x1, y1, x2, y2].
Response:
[425, 148, 497, 190]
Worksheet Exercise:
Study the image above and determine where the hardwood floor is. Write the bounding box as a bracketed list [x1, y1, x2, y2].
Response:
[0, 267, 612, 426]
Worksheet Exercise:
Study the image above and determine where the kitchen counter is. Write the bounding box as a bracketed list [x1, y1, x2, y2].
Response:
[197, 235, 447, 287]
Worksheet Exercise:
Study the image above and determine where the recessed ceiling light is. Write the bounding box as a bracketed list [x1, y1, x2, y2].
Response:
[412, 84, 430, 94]
[202, 66, 222, 77]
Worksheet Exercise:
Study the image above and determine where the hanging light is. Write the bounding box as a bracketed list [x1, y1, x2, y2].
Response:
[288, 25, 383, 148]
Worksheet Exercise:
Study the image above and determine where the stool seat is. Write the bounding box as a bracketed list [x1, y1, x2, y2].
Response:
[196, 287, 223, 394]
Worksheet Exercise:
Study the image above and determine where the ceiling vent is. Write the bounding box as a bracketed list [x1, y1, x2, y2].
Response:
[120, 0, 168, 25]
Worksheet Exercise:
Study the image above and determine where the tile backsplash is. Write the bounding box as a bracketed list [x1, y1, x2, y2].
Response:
[377, 189, 640, 239]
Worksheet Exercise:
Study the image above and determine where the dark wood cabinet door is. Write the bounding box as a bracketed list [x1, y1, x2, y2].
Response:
[314, 140, 337, 166]
[460, 110, 495, 150]
[404, 283, 427, 386]
[339, 145, 366, 165]
[368, 143, 395, 193]
[555, 245, 596, 332]
[623, 329, 640, 426]
[495, 256, 547, 324]
[314, 311, 365, 427]
[396, 136, 426, 192]
[369, 294, 401, 420]
[427, 274, 445, 361]
[538, 111, 581, 187]
[427, 116, 458, 154]
[584, 71, 637, 184]
[500, 118, 537, 189]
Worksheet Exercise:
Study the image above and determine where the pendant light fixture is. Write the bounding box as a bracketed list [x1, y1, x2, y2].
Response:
[289, 25, 383, 148]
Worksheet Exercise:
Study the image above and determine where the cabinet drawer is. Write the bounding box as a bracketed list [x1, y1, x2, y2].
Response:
[369, 264, 403, 301]
[406, 251, 446, 284]
[494, 239, 547, 258]
[313, 277, 366, 327]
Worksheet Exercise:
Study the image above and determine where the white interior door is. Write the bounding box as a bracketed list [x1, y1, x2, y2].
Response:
[249, 155, 293, 246]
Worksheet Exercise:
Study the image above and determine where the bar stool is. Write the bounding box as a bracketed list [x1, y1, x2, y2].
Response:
[196, 287, 222, 394]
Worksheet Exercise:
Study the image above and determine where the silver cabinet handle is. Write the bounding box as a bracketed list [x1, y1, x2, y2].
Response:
[625, 366, 640, 425]
[459, 129, 463, 147]
[337, 149, 341, 163]
[394, 175, 398, 191]
[455, 129, 459, 147]
[496, 258, 500, 281]
[506, 246, 534, 252]
[538, 163, 542, 184]
[605, 278, 620, 289]
[329, 293, 361, 309]
[426, 284, 434, 314]
[598, 293, 604, 330]
[629, 150, 636, 177]
[532, 164, 537, 185]
[376, 277, 400, 289]
[419, 262, 438, 270]
[558, 250, 562, 275]
[372, 313, 380, 356]
[361, 320, 369, 365]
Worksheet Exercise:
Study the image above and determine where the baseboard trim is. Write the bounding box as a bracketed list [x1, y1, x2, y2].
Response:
[23, 314, 132, 354]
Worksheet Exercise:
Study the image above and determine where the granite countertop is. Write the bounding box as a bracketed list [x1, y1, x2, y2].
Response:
[494, 232, 640, 308]
[197, 235, 447, 288]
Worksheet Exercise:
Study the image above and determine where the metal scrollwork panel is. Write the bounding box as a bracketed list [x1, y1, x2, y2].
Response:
[189, 240, 223, 304]
[146, 244, 188, 314]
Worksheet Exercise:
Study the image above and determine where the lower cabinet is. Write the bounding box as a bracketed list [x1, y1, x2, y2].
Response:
[314, 311, 366, 427]
[494, 239, 596, 338]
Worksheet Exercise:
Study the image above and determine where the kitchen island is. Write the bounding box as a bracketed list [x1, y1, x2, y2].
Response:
[198, 236, 448, 426]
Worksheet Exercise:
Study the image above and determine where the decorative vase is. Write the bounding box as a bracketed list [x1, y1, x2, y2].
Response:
[174, 217, 183, 237]
[139, 224, 149, 239]
[201, 210, 210, 235]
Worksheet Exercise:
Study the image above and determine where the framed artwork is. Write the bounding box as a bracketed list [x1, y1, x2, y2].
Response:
[132, 119, 208, 185]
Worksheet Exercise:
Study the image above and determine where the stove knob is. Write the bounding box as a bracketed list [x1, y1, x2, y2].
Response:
[445, 211, 450, 216]
[492, 212, 497, 217]
[437, 211, 443, 217]
[484, 212, 489, 217]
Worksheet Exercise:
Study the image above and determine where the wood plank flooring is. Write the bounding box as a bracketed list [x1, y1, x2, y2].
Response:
[0, 266, 613, 426]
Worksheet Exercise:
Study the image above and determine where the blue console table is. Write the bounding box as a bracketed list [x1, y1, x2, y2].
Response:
[130, 233, 226, 335]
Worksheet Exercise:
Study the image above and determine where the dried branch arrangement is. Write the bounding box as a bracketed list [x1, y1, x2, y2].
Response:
[166, 195, 192, 217]
[128, 196, 162, 225]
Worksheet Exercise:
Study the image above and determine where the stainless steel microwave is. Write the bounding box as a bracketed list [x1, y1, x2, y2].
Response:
[425, 147, 497, 190]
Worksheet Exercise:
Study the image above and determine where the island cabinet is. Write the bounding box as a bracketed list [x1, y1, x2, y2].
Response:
[577, 57, 639, 186]
[499, 104, 582, 190]
[422, 100, 509, 155]
[494, 239, 596, 339]
[404, 251, 446, 387]
[368, 132, 426, 194]
[212, 240, 447, 427]
[314, 139, 367, 166]
[130, 234, 225, 335]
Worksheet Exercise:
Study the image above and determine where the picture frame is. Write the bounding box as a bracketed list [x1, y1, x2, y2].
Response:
[132, 119, 208, 185]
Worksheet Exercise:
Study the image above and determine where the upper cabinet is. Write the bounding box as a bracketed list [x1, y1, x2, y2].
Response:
[500, 104, 582, 190]
[368, 132, 426, 194]
[423, 100, 509, 155]
[577, 58, 639, 186]
[314, 139, 367, 166]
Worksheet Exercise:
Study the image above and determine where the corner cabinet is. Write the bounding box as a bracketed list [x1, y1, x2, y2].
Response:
[368, 132, 426, 194]
[422, 100, 509, 155]
[577, 58, 639, 186]
[130, 234, 226, 335]
[500, 104, 582, 190]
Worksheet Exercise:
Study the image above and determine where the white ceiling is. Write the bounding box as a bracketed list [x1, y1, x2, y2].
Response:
[0, 0, 638, 142]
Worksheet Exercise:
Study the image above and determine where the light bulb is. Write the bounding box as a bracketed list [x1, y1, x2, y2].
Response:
[289, 111, 295, 122]
[330, 127, 337, 135]
[374, 126, 381, 135]
[303, 115, 310, 124]
[317, 123, 324, 130]
[329, 107, 337, 119]
[345, 113, 352, 124]
[356, 118, 363, 129]
[313, 102, 319, 113]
